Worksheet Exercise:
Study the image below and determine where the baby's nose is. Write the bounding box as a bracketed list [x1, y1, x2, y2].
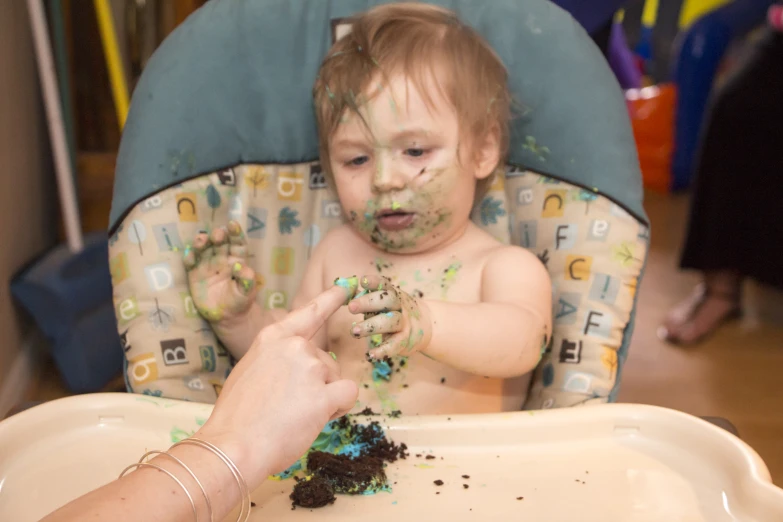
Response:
[371, 160, 407, 193]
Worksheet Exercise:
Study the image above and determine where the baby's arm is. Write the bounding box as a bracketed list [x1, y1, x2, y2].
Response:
[185, 222, 334, 358]
[184, 222, 276, 359]
[350, 247, 552, 378]
[423, 247, 552, 377]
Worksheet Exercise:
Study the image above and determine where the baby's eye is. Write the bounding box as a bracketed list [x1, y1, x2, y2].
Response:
[345, 156, 369, 167]
[405, 148, 427, 158]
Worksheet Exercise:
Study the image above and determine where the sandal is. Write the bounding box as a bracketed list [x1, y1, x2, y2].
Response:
[658, 283, 742, 345]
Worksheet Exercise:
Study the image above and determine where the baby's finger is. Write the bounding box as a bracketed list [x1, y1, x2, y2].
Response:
[231, 262, 258, 297]
[210, 226, 230, 258]
[348, 290, 400, 314]
[227, 221, 248, 257]
[227, 221, 246, 244]
[183, 244, 199, 270]
[368, 335, 404, 360]
[368, 329, 421, 360]
[360, 274, 390, 292]
[351, 311, 403, 338]
[192, 232, 214, 262]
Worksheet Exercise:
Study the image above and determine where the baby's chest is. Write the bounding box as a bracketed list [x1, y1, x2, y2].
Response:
[323, 256, 481, 353]
[324, 251, 481, 303]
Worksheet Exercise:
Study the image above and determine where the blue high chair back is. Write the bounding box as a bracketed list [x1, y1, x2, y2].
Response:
[109, 0, 649, 409]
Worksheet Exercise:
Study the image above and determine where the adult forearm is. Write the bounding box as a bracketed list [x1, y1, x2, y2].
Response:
[40, 443, 260, 522]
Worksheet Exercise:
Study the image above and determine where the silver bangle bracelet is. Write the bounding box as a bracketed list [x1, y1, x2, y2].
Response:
[119, 462, 198, 522]
[140, 450, 214, 522]
[172, 437, 250, 522]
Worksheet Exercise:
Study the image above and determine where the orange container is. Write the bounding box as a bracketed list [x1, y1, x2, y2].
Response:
[626, 83, 677, 193]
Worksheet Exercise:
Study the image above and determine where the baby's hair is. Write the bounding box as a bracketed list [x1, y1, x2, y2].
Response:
[313, 2, 511, 199]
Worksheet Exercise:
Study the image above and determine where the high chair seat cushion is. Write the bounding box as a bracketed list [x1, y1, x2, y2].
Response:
[110, 164, 647, 408]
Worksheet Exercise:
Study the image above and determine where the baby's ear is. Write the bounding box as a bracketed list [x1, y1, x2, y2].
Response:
[473, 125, 501, 181]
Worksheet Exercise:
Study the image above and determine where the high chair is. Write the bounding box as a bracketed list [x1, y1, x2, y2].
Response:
[109, 0, 649, 410]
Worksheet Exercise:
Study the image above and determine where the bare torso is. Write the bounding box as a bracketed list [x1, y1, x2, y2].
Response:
[312, 224, 531, 415]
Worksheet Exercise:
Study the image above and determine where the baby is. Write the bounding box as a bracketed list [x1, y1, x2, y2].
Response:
[183, 3, 552, 415]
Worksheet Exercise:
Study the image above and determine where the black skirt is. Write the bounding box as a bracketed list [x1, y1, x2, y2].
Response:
[680, 29, 783, 289]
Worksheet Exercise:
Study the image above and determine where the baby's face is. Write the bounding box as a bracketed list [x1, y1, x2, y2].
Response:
[328, 73, 482, 254]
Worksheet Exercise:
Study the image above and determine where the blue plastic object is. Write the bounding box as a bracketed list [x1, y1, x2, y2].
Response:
[671, 0, 774, 189]
[10, 233, 123, 393]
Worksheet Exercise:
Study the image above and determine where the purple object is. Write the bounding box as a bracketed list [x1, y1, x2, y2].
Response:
[608, 21, 642, 89]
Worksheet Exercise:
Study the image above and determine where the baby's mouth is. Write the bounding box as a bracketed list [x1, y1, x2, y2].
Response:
[375, 209, 416, 231]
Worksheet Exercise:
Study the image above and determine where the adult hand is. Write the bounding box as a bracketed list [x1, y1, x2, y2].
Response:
[195, 285, 358, 490]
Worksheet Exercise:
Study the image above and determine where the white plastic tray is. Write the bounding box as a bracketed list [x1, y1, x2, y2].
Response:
[0, 393, 781, 521]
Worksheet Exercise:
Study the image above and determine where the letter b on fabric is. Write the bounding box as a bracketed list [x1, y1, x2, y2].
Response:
[161, 339, 188, 366]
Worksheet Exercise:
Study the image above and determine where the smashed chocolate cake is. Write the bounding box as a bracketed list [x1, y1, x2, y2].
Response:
[288, 417, 408, 509]
[289, 476, 336, 508]
[307, 451, 386, 494]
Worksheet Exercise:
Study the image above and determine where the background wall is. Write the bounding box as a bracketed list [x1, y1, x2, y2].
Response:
[0, 1, 58, 412]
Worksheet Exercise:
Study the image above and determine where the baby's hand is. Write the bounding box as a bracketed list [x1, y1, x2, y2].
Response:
[347, 275, 431, 359]
[183, 221, 260, 323]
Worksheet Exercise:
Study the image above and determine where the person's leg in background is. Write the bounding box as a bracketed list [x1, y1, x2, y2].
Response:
[661, 28, 783, 344]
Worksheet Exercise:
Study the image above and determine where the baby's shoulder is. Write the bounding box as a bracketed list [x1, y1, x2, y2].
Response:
[463, 228, 547, 282]
[466, 226, 541, 266]
[311, 224, 370, 264]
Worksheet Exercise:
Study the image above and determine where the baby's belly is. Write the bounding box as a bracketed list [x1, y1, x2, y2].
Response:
[329, 332, 531, 416]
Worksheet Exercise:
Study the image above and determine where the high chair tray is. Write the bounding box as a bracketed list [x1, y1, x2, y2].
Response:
[1, 393, 781, 521]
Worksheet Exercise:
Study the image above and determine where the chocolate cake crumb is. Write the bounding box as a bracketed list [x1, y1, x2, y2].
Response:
[425, 455, 436, 460]
[462, 475, 470, 479]
[290, 476, 336, 509]
[440, 377, 446, 384]
[416, 454, 422, 458]
[463, 484, 469, 489]
[389, 410, 402, 418]
[402, 384, 409, 388]
[352, 421, 408, 461]
[516, 497, 524, 500]
[436, 492, 440, 495]
[307, 451, 385, 494]
[434, 480, 444, 486]
[251, 502, 256, 507]
[363, 384, 369, 389]
[359, 407, 377, 416]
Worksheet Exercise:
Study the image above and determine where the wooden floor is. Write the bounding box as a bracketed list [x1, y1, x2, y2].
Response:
[618, 191, 783, 486]
[25, 191, 783, 485]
